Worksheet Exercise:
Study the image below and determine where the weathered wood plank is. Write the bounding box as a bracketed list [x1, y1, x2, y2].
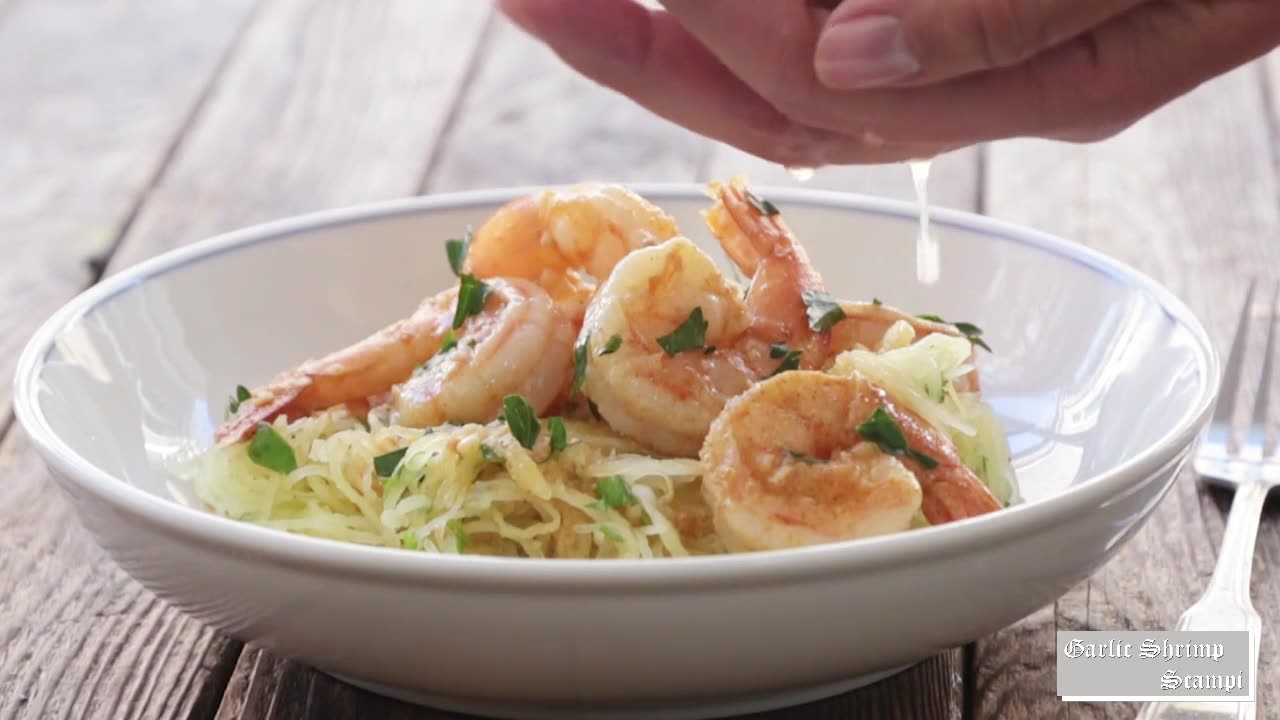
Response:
[110, 0, 492, 270]
[423, 15, 707, 191]
[974, 60, 1280, 718]
[0, 0, 257, 432]
[0, 2, 259, 718]
[0, 1, 491, 719]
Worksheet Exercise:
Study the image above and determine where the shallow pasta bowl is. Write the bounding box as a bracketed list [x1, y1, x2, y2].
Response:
[13, 184, 1217, 719]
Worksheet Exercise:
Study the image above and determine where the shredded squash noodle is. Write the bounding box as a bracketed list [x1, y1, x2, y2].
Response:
[194, 408, 720, 558]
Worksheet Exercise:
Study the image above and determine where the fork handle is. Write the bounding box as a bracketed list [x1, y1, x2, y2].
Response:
[1137, 481, 1265, 720]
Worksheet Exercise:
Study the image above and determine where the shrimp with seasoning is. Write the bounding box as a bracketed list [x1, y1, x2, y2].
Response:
[700, 371, 1003, 553]
[577, 178, 838, 457]
[217, 183, 675, 445]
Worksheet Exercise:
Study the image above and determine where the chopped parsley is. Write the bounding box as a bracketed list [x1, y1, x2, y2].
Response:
[480, 443, 504, 463]
[452, 274, 492, 329]
[548, 416, 567, 454]
[784, 447, 823, 464]
[599, 525, 624, 542]
[599, 334, 622, 356]
[571, 334, 589, 395]
[400, 531, 419, 550]
[248, 423, 297, 474]
[769, 349, 802, 377]
[225, 384, 252, 417]
[856, 407, 939, 469]
[656, 307, 708, 356]
[445, 229, 471, 276]
[872, 297, 883, 307]
[596, 475, 636, 509]
[769, 343, 790, 358]
[801, 291, 846, 332]
[373, 447, 408, 477]
[447, 519, 470, 552]
[503, 394, 540, 450]
[953, 322, 992, 352]
[744, 190, 780, 216]
[439, 329, 458, 354]
[918, 314, 992, 351]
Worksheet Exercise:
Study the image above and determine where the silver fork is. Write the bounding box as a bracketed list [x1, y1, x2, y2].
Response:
[1138, 279, 1277, 720]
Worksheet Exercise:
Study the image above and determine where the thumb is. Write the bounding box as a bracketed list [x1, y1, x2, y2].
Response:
[814, 0, 1147, 89]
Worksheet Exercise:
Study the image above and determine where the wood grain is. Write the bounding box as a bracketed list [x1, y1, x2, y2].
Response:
[0, 0, 258, 432]
[973, 60, 1280, 718]
[423, 14, 708, 191]
[110, 0, 492, 271]
[0, 1, 490, 719]
[0, 1, 258, 716]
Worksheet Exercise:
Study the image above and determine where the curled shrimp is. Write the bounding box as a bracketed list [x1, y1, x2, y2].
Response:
[700, 371, 1002, 552]
[466, 182, 680, 317]
[578, 179, 831, 457]
[216, 183, 670, 445]
[393, 278, 576, 427]
[216, 288, 458, 446]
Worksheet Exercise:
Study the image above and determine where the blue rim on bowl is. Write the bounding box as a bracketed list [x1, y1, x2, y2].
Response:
[12, 184, 1219, 590]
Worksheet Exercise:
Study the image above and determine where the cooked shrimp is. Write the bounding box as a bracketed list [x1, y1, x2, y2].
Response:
[466, 183, 681, 317]
[217, 279, 575, 444]
[829, 301, 980, 391]
[700, 371, 1002, 552]
[215, 288, 458, 445]
[579, 179, 832, 457]
[393, 278, 576, 427]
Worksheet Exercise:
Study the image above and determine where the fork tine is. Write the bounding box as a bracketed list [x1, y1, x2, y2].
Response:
[1208, 278, 1256, 452]
[1259, 283, 1279, 457]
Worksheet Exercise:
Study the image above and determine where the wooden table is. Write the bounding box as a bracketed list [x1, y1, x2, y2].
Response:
[2, 2, 1278, 717]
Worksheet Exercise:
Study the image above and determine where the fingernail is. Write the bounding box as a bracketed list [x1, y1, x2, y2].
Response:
[815, 14, 919, 89]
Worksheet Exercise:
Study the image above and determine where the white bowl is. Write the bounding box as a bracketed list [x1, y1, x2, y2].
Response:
[14, 185, 1217, 719]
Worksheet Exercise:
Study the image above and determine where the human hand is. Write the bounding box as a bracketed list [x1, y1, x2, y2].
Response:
[498, 0, 1280, 165]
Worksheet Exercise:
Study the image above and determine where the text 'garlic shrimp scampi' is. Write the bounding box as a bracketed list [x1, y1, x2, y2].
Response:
[578, 179, 840, 457]
[700, 371, 1002, 553]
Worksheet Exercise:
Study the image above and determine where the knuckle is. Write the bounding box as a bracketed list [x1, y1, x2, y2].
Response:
[969, 0, 1047, 68]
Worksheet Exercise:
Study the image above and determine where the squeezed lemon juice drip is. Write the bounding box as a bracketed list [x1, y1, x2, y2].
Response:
[910, 159, 939, 285]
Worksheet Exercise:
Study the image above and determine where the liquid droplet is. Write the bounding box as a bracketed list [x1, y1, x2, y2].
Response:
[786, 165, 815, 182]
[909, 159, 939, 285]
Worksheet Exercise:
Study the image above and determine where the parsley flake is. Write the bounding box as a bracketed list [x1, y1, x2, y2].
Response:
[769, 349, 803, 377]
[503, 394, 540, 450]
[571, 334, 589, 396]
[656, 307, 708, 356]
[439, 329, 458, 354]
[445, 229, 472, 277]
[599, 334, 622, 356]
[548, 416, 567, 455]
[480, 443, 504, 463]
[769, 343, 790, 359]
[801, 291, 846, 332]
[226, 384, 251, 417]
[856, 408, 939, 469]
[917, 314, 945, 323]
[784, 447, 823, 464]
[373, 447, 408, 477]
[248, 423, 297, 474]
[744, 190, 780, 216]
[400, 531, 419, 550]
[447, 519, 470, 552]
[452, 274, 492, 329]
[596, 475, 636, 509]
[918, 315, 992, 352]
